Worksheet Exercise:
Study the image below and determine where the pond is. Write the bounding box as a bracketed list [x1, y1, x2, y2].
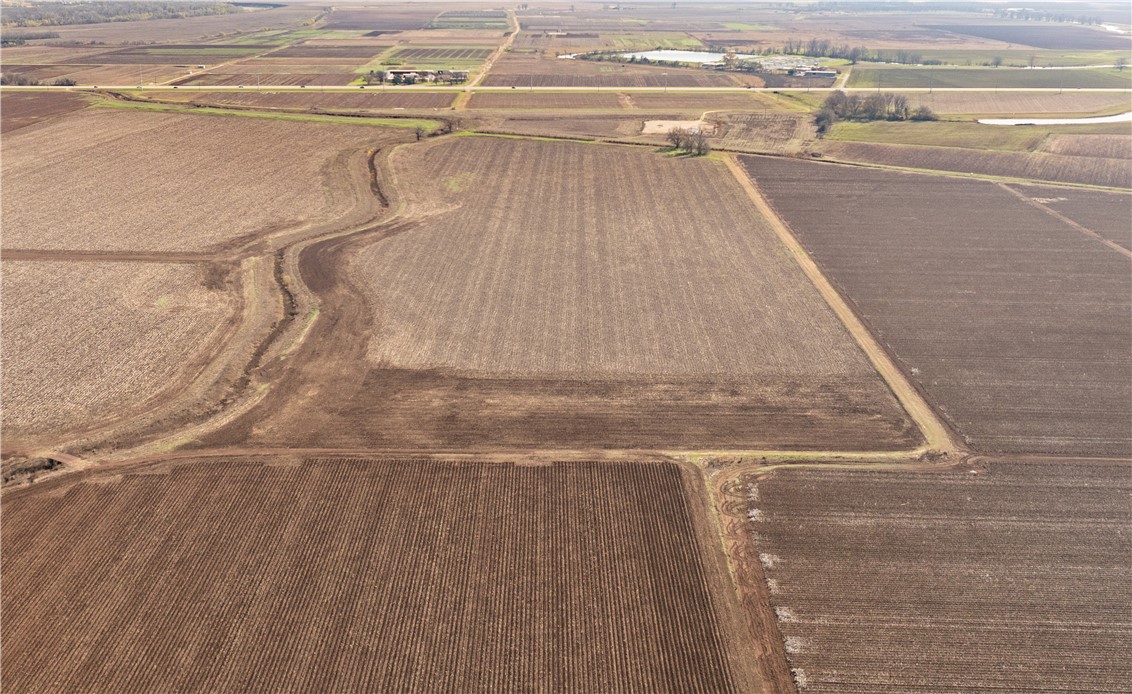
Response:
[978, 112, 1132, 125]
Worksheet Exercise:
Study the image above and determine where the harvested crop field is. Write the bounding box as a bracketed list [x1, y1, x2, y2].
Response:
[155, 90, 456, 110]
[746, 157, 1132, 456]
[0, 260, 236, 440]
[1, 110, 404, 252]
[481, 52, 754, 88]
[468, 91, 624, 109]
[738, 462, 1132, 692]
[896, 90, 1132, 116]
[267, 44, 387, 59]
[715, 113, 811, 154]
[817, 140, 1131, 188]
[0, 90, 87, 133]
[1008, 183, 1132, 251]
[177, 71, 357, 86]
[481, 114, 646, 138]
[1040, 133, 1132, 159]
[2, 458, 760, 693]
[209, 136, 919, 451]
[847, 65, 1132, 89]
[930, 23, 1132, 50]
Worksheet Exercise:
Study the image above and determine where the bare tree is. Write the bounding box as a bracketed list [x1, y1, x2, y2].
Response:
[414, 126, 425, 141]
[1116, 56, 1128, 72]
[688, 129, 710, 156]
[665, 127, 687, 150]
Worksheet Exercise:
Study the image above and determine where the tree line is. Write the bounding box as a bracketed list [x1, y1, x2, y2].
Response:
[2, 1, 238, 27]
[0, 73, 77, 86]
[815, 91, 938, 135]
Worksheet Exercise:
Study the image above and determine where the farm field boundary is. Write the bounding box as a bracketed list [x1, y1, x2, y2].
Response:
[722, 154, 961, 457]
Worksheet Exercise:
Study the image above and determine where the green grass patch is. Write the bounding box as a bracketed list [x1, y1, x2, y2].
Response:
[848, 65, 1132, 89]
[93, 97, 441, 131]
[827, 119, 1132, 151]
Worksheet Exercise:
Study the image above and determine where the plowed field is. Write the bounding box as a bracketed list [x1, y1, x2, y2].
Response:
[1007, 184, 1132, 251]
[0, 90, 87, 133]
[206, 136, 919, 451]
[1, 458, 759, 693]
[818, 140, 1131, 189]
[746, 157, 1132, 456]
[737, 462, 1132, 692]
[1, 110, 401, 252]
[482, 51, 754, 88]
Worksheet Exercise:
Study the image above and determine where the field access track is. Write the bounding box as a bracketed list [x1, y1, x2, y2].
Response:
[746, 157, 1132, 456]
[1, 459, 758, 693]
[744, 462, 1132, 692]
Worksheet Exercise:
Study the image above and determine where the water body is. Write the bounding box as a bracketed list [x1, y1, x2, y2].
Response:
[617, 49, 757, 63]
[978, 111, 1132, 125]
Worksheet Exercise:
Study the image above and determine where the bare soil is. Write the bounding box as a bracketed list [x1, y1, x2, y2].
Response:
[198, 136, 919, 453]
[1, 457, 762, 693]
[741, 461, 1132, 692]
[746, 156, 1132, 456]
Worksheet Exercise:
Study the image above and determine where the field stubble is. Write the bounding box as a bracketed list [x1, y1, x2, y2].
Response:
[204, 135, 919, 452]
[737, 462, 1132, 692]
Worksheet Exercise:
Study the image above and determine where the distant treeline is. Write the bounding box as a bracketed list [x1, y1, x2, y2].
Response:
[0, 73, 76, 86]
[0, 30, 60, 46]
[767, 39, 943, 66]
[815, 90, 938, 135]
[1, 2, 239, 27]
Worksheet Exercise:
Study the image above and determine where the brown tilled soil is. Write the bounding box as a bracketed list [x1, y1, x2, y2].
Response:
[1, 458, 762, 693]
[817, 140, 1131, 188]
[0, 91, 88, 132]
[198, 136, 919, 453]
[739, 461, 1132, 692]
[1008, 183, 1132, 251]
[746, 156, 1132, 457]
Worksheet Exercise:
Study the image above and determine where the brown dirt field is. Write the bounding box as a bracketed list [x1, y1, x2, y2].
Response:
[896, 90, 1132, 116]
[747, 157, 1132, 456]
[204, 136, 919, 452]
[481, 51, 757, 88]
[734, 462, 1132, 692]
[0, 91, 88, 133]
[480, 114, 646, 138]
[0, 44, 112, 65]
[1, 109, 399, 252]
[177, 71, 358, 87]
[0, 261, 236, 441]
[466, 90, 780, 113]
[1008, 183, 1132, 251]
[267, 44, 388, 59]
[630, 91, 778, 112]
[1, 458, 761, 693]
[148, 90, 457, 110]
[468, 91, 624, 109]
[715, 113, 813, 155]
[818, 140, 1132, 189]
[1040, 133, 1132, 159]
[929, 22, 1132, 50]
